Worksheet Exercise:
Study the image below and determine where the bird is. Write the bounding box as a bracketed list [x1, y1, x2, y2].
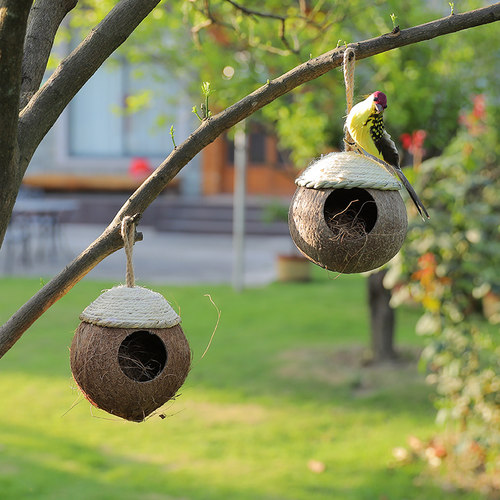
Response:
[345, 91, 429, 219]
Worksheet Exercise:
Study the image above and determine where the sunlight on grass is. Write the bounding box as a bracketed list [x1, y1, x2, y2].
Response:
[0, 274, 480, 499]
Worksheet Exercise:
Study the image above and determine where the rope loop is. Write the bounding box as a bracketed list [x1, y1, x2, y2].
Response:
[121, 216, 136, 288]
[343, 47, 356, 114]
[343, 47, 356, 151]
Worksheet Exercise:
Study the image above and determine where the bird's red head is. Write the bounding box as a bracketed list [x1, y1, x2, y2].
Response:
[372, 91, 387, 112]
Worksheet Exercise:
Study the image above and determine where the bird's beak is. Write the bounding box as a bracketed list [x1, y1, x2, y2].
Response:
[375, 103, 384, 113]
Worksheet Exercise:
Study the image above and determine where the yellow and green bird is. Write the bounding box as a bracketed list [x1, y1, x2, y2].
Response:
[345, 91, 429, 219]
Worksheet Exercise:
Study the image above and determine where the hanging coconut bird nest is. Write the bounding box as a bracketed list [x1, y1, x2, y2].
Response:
[71, 286, 191, 422]
[70, 216, 191, 422]
[289, 151, 408, 274]
[287, 47, 411, 274]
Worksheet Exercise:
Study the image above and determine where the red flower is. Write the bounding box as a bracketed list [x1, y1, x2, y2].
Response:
[129, 157, 153, 178]
[472, 94, 486, 119]
[459, 94, 487, 136]
[400, 130, 427, 155]
[400, 133, 412, 151]
[413, 130, 427, 148]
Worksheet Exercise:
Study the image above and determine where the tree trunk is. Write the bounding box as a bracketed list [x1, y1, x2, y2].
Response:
[0, 0, 32, 246]
[367, 270, 396, 362]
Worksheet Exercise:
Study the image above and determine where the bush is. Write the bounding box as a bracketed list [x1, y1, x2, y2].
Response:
[388, 94, 500, 494]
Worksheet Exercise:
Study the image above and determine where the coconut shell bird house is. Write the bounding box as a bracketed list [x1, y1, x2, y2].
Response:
[288, 47, 409, 274]
[70, 217, 191, 422]
[289, 151, 408, 274]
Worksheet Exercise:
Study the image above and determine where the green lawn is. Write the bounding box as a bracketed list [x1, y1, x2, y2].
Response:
[0, 271, 483, 499]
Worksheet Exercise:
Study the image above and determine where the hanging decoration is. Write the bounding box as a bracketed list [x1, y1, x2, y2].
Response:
[288, 48, 408, 274]
[70, 216, 191, 422]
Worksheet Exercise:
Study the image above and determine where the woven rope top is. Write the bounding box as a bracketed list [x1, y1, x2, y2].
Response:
[295, 151, 402, 191]
[80, 285, 181, 328]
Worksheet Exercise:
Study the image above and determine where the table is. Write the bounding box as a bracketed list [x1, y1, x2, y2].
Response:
[5, 197, 79, 268]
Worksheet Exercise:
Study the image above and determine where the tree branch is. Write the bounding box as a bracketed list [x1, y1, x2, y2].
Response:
[223, 0, 299, 54]
[0, 3, 499, 358]
[224, 0, 285, 21]
[19, 0, 78, 110]
[17, 0, 162, 173]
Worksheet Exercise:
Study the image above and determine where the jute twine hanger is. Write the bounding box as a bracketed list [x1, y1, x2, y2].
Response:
[78, 215, 181, 328]
[121, 215, 137, 288]
[343, 47, 356, 152]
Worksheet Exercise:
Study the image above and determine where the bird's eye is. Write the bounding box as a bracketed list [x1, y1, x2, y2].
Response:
[373, 96, 378, 101]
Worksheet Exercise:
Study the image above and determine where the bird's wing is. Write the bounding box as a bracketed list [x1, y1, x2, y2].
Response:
[375, 131, 400, 169]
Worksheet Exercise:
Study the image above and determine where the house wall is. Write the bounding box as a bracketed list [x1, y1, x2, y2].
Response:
[27, 57, 201, 197]
[26, 48, 297, 199]
[202, 129, 298, 197]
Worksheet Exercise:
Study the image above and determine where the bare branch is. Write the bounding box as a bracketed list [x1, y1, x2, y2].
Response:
[224, 0, 286, 21]
[17, 0, 162, 174]
[224, 0, 299, 54]
[190, 1, 234, 46]
[0, 3, 499, 358]
[192, 0, 299, 55]
[20, 0, 78, 110]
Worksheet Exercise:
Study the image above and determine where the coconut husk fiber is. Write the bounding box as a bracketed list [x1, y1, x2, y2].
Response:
[288, 186, 408, 274]
[70, 323, 191, 422]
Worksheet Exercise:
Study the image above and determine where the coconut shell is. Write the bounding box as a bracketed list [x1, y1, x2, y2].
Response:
[288, 186, 408, 273]
[70, 323, 191, 422]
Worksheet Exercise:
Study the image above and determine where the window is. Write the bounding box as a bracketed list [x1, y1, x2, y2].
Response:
[248, 131, 266, 163]
[68, 61, 180, 158]
[224, 126, 268, 166]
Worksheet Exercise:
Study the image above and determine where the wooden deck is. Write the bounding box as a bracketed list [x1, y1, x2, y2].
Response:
[22, 173, 180, 193]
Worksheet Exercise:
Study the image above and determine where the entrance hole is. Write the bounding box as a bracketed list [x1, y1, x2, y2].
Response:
[323, 188, 377, 240]
[118, 330, 167, 382]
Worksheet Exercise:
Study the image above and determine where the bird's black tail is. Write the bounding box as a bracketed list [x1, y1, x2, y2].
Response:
[394, 168, 430, 220]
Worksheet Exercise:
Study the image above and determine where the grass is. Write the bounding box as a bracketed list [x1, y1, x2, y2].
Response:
[0, 270, 484, 499]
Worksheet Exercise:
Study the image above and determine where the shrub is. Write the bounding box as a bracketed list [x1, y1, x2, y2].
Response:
[388, 95, 500, 494]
